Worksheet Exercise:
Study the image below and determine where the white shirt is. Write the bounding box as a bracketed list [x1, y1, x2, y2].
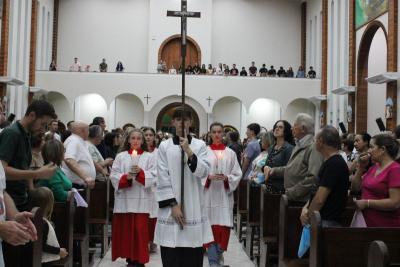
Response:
[154, 137, 213, 248]
[69, 62, 81, 72]
[110, 151, 156, 213]
[62, 134, 96, 185]
[202, 147, 242, 227]
[148, 148, 159, 218]
[45, 131, 61, 142]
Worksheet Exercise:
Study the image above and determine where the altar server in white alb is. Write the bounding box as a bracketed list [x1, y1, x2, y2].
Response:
[203, 122, 242, 267]
[143, 126, 158, 253]
[110, 128, 156, 267]
[154, 108, 213, 267]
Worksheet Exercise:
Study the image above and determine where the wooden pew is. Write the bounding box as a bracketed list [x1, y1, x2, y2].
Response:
[3, 207, 43, 267]
[89, 179, 110, 258]
[259, 186, 281, 267]
[309, 211, 400, 267]
[235, 180, 248, 243]
[278, 195, 308, 267]
[368, 241, 400, 267]
[244, 180, 261, 260]
[50, 194, 75, 267]
[73, 188, 92, 267]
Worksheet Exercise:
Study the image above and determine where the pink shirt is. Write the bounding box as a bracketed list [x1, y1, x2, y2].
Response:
[361, 161, 400, 227]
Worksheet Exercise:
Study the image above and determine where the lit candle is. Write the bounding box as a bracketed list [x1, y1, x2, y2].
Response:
[217, 151, 224, 174]
[131, 149, 139, 165]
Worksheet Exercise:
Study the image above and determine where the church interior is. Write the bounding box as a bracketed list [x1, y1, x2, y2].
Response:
[0, 0, 400, 266]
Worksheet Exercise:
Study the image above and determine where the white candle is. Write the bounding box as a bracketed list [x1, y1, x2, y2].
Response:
[217, 151, 223, 174]
[131, 149, 139, 165]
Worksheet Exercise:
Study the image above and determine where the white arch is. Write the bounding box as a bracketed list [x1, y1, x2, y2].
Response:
[74, 93, 108, 124]
[110, 93, 145, 129]
[247, 98, 282, 130]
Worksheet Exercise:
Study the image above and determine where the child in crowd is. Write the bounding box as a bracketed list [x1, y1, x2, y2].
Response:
[30, 187, 68, 264]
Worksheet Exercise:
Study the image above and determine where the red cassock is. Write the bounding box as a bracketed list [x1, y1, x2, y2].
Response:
[204, 225, 231, 251]
[112, 159, 150, 264]
[148, 218, 157, 242]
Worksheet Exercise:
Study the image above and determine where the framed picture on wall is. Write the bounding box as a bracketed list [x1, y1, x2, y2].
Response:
[356, 0, 389, 29]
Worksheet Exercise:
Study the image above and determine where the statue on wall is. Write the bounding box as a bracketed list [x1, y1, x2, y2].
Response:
[347, 105, 353, 123]
[385, 97, 393, 119]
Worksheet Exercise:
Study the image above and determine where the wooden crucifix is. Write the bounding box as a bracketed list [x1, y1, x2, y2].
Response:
[167, 1, 200, 229]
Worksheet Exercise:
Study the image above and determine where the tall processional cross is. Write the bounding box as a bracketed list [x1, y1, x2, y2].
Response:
[167, 1, 200, 228]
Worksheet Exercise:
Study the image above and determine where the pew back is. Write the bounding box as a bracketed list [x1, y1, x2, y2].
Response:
[278, 195, 306, 264]
[29, 207, 44, 267]
[247, 181, 261, 224]
[310, 211, 400, 267]
[89, 179, 109, 223]
[260, 185, 281, 241]
[51, 194, 75, 267]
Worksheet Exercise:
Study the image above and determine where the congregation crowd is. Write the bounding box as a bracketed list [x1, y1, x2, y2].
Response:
[0, 100, 399, 267]
[48, 57, 318, 79]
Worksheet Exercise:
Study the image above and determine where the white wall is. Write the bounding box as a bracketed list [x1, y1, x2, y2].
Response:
[113, 94, 144, 129]
[148, 0, 212, 72]
[212, 0, 301, 70]
[367, 28, 387, 135]
[74, 94, 108, 124]
[36, 0, 53, 70]
[247, 98, 281, 130]
[212, 97, 243, 131]
[56, 0, 301, 73]
[7, 0, 32, 118]
[306, 0, 322, 76]
[283, 98, 316, 124]
[57, 0, 150, 72]
[46, 91, 73, 123]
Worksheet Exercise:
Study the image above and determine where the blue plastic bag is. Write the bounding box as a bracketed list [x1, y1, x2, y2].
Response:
[256, 173, 265, 184]
[298, 225, 311, 258]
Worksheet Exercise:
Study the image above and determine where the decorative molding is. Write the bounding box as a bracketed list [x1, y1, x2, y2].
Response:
[52, 0, 59, 63]
[348, 0, 356, 133]
[29, 0, 38, 87]
[386, 0, 397, 130]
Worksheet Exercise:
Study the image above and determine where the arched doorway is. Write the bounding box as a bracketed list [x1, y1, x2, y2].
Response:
[158, 35, 201, 70]
[156, 103, 200, 136]
[356, 21, 388, 133]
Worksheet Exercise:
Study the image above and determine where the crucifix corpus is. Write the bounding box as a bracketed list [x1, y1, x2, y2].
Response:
[167, 1, 200, 229]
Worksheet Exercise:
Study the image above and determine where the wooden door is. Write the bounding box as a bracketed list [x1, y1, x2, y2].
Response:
[160, 38, 200, 70]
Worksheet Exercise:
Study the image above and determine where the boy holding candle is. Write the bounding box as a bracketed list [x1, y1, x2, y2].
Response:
[110, 128, 156, 267]
[203, 122, 242, 267]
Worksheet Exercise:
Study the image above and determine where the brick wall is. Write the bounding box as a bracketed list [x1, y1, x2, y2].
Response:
[320, 0, 328, 126]
[301, 2, 307, 69]
[52, 0, 59, 64]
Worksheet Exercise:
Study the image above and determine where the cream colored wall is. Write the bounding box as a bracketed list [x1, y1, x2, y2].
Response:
[113, 94, 144, 129]
[212, 97, 243, 132]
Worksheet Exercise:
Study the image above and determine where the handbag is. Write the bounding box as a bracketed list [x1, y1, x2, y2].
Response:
[298, 224, 311, 258]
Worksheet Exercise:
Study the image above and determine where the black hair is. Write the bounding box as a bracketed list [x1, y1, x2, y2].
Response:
[247, 123, 261, 136]
[143, 126, 157, 148]
[209, 122, 224, 132]
[172, 108, 192, 119]
[92, 117, 105, 125]
[31, 132, 44, 149]
[394, 125, 400, 139]
[25, 100, 57, 119]
[373, 134, 399, 159]
[342, 134, 355, 152]
[357, 132, 372, 146]
[104, 132, 117, 147]
[273, 120, 294, 145]
[228, 131, 239, 143]
[122, 123, 136, 131]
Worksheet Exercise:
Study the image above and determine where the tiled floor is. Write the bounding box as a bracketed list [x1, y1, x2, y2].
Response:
[95, 230, 255, 267]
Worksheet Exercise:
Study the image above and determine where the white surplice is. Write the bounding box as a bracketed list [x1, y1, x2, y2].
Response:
[148, 148, 159, 218]
[154, 137, 213, 248]
[110, 151, 156, 214]
[203, 146, 242, 227]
